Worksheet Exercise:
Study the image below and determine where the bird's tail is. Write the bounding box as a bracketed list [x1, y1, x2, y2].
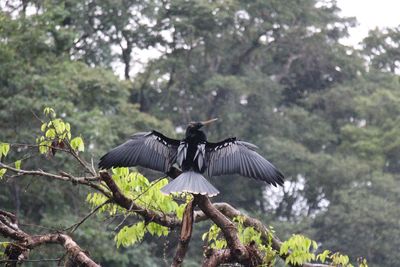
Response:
[161, 171, 219, 197]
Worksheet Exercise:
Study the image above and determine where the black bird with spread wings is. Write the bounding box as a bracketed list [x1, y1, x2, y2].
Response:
[98, 119, 284, 197]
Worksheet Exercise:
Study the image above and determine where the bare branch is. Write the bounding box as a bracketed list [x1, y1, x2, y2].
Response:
[0, 210, 100, 267]
[202, 249, 232, 267]
[202, 241, 263, 267]
[0, 258, 61, 264]
[0, 215, 25, 241]
[0, 210, 17, 224]
[171, 199, 195, 267]
[64, 139, 97, 176]
[0, 162, 110, 197]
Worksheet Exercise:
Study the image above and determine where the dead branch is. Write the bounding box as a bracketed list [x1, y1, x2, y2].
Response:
[202, 249, 232, 267]
[0, 210, 99, 267]
[202, 241, 263, 267]
[171, 199, 195, 267]
[0, 210, 17, 224]
[0, 162, 110, 197]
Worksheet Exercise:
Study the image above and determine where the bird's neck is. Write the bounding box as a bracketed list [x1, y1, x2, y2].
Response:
[185, 129, 207, 143]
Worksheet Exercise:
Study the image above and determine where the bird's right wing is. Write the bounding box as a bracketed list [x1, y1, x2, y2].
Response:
[98, 131, 180, 173]
[205, 138, 284, 186]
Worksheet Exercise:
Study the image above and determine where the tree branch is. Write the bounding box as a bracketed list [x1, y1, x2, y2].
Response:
[202, 248, 232, 267]
[194, 202, 334, 267]
[195, 195, 252, 264]
[0, 210, 17, 224]
[195, 202, 282, 252]
[0, 210, 100, 267]
[202, 241, 263, 267]
[99, 171, 181, 228]
[0, 162, 110, 197]
[66, 199, 112, 233]
[171, 199, 195, 267]
[1, 162, 334, 267]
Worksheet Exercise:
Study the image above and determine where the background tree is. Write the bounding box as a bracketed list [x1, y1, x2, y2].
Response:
[1, 0, 399, 266]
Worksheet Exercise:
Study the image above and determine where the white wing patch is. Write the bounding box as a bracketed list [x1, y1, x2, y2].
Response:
[176, 141, 188, 168]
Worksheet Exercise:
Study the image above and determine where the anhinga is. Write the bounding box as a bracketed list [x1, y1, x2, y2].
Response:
[99, 119, 284, 197]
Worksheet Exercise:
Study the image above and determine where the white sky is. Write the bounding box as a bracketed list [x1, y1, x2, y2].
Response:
[337, 0, 400, 46]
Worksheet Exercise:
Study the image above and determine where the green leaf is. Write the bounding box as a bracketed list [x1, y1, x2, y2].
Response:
[52, 119, 65, 134]
[0, 143, 10, 157]
[147, 222, 169, 237]
[280, 234, 318, 265]
[71, 136, 84, 152]
[44, 107, 56, 117]
[317, 250, 330, 263]
[45, 128, 56, 138]
[41, 123, 47, 132]
[115, 222, 146, 248]
[39, 141, 50, 154]
[176, 203, 187, 220]
[0, 168, 6, 179]
[15, 160, 21, 170]
[0, 242, 10, 249]
[202, 232, 208, 241]
[358, 258, 368, 267]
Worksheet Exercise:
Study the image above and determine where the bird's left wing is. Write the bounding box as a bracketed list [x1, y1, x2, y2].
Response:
[98, 131, 180, 173]
[205, 138, 284, 186]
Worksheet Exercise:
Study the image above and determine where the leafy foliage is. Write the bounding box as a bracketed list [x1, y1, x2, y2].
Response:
[202, 224, 227, 250]
[280, 234, 318, 265]
[87, 167, 188, 247]
[36, 108, 78, 155]
[279, 234, 369, 267]
[203, 216, 277, 265]
[0, 143, 10, 178]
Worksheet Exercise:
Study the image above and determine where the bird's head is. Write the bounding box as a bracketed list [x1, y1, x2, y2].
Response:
[187, 118, 218, 130]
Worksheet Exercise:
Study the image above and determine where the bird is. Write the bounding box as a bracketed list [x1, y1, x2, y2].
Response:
[98, 119, 284, 197]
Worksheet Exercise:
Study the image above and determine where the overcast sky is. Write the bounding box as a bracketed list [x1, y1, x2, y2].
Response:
[337, 0, 400, 46]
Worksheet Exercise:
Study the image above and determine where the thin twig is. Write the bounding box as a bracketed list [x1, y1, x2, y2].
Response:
[0, 162, 111, 198]
[66, 200, 111, 233]
[19, 222, 59, 232]
[114, 177, 164, 231]
[0, 258, 61, 263]
[64, 139, 96, 176]
[10, 142, 70, 153]
[30, 109, 45, 124]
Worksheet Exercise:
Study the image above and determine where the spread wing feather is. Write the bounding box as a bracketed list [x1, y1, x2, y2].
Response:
[98, 131, 180, 172]
[205, 138, 284, 186]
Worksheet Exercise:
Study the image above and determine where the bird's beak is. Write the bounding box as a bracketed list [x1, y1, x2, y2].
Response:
[201, 118, 218, 126]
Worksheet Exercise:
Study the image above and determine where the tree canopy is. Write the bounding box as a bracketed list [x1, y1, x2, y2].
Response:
[1, 0, 399, 266]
